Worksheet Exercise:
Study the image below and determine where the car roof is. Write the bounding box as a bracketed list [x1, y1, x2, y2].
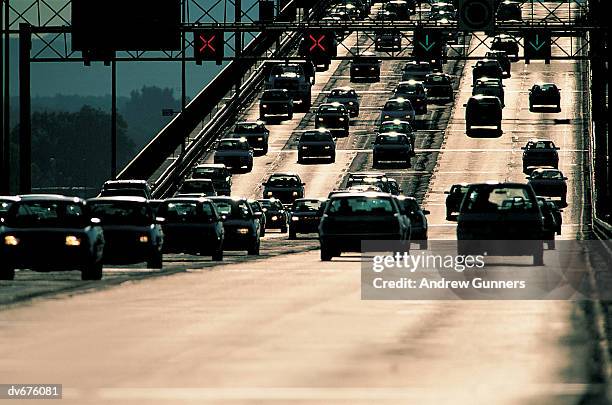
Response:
[328, 191, 394, 198]
[0, 196, 20, 202]
[164, 197, 213, 203]
[88, 196, 148, 203]
[378, 131, 409, 138]
[183, 178, 213, 182]
[195, 163, 227, 169]
[208, 196, 247, 203]
[268, 172, 300, 177]
[16, 194, 83, 202]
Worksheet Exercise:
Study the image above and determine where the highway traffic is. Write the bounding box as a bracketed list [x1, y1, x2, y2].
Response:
[0, 0, 607, 403]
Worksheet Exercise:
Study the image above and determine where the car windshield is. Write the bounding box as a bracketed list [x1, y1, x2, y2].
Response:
[376, 134, 408, 144]
[212, 200, 250, 219]
[528, 141, 555, 149]
[89, 202, 152, 226]
[262, 91, 288, 101]
[192, 167, 223, 179]
[426, 75, 449, 84]
[235, 124, 262, 133]
[301, 132, 332, 142]
[180, 181, 214, 194]
[396, 84, 421, 94]
[318, 105, 343, 113]
[161, 202, 215, 223]
[100, 188, 147, 198]
[462, 186, 537, 213]
[537, 84, 557, 91]
[217, 140, 248, 150]
[249, 202, 262, 213]
[271, 65, 301, 76]
[7, 201, 88, 228]
[380, 122, 411, 133]
[384, 101, 409, 111]
[329, 89, 355, 98]
[293, 200, 322, 212]
[267, 176, 300, 186]
[531, 170, 563, 180]
[327, 196, 395, 216]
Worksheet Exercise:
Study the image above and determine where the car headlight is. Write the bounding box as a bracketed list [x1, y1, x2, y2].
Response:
[257, 137, 263, 141]
[324, 146, 331, 149]
[348, 101, 354, 105]
[237, 228, 250, 235]
[318, 117, 324, 121]
[4, 235, 19, 246]
[301, 146, 308, 150]
[339, 117, 345, 121]
[262, 104, 268, 109]
[65, 235, 81, 247]
[267, 191, 273, 196]
[139, 235, 149, 243]
[292, 216, 300, 221]
[292, 191, 298, 196]
[370, 67, 375, 70]
[271, 215, 278, 221]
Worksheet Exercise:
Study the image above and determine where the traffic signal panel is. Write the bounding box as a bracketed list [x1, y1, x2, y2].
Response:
[302, 30, 336, 61]
[413, 29, 444, 61]
[194, 30, 224, 64]
[524, 30, 552, 63]
[458, 0, 495, 32]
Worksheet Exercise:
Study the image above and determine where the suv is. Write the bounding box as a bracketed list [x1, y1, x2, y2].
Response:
[213, 138, 254, 172]
[327, 87, 360, 117]
[472, 59, 504, 85]
[99, 180, 152, 199]
[315, 103, 350, 137]
[372, 132, 413, 168]
[485, 50, 511, 78]
[529, 83, 561, 112]
[465, 95, 503, 135]
[298, 129, 336, 163]
[424, 73, 454, 101]
[375, 30, 402, 52]
[260, 89, 293, 121]
[190, 164, 232, 196]
[265, 63, 312, 112]
[521, 139, 559, 172]
[491, 35, 519, 61]
[350, 53, 381, 82]
[262, 173, 305, 204]
[402, 61, 432, 82]
[394, 80, 428, 114]
[231, 121, 270, 155]
[457, 182, 545, 265]
[473, 77, 505, 107]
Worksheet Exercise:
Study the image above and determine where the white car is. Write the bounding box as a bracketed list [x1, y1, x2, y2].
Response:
[380, 98, 416, 123]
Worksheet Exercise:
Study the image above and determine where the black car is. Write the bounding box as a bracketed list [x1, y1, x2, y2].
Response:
[424, 73, 454, 101]
[0, 195, 105, 280]
[393, 80, 428, 114]
[157, 198, 224, 260]
[260, 89, 294, 121]
[326, 87, 360, 117]
[289, 198, 326, 239]
[485, 50, 511, 78]
[378, 119, 415, 154]
[257, 198, 289, 232]
[298, 129, 336, 163]
[384, 0, 410, 19]
[465, 95, 503, 135]
[346, 172, 392, 194]
[372, 132, 413, 168]
[396, 196, 429, 249]
[538, 197, 562, 235]
[537, 197, 560, 250]
[0, 196, 19, 222]
[401, 61, 432, 82]
[248, 199, 267, 236]
[375, 29, 402, 52]
[527, 168, 568, 205]
[473, 77, 505, 107]
[314, 103, 350, 137]
[263, 173, 305, 204]
[497, 0, 522, 21]
[191, 164, 232, 196]
[318, 192, 410, 261]
[457, 182, 545, 265]
[529, 83, 561, 112]
[231, 121, 270, 155]
[472, 59, 504, 85]
[99, 179, 152, 199]
[175, 178, 217, 197]
[491, 35, 519, 61]
[88, 197, 164, 268]
[213, 138, 254, 173]
[521, 139, 559, 172]
[209, 197, 261, 255]
[350, 53, 381, 82]
[445, 183, 470, 220]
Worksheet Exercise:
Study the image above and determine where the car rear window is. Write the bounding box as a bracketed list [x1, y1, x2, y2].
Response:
[180, 181, 215, 194]
[301, 132, 332, 142]
[376, 134, 408, 144]
[89, 202, 152, 225]
[462, 186, 537, 213]
[327, 196, 395, 216]
[161, 202, 215, 222]
[8, 201, 87, 228]
[217, 140, 248, 150]
[293, 200, 323, 212]
[212, 200, 250, 219]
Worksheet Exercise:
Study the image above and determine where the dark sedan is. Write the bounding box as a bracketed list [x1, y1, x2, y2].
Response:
[209, 197, 261, 255]
[529, 83, 561, 112]
[88, 197, 163, 268]
[262, 173, 305, 204]
[527, 168, 568, 205]
[257, 198, 289, 233]
[232, 121, 270, 155]
[445, 183, 470, 220]
[396, 196, 429, 249]
[0, 195, 105, 280]
[297, 129, 336, 163]
[289, 198, 326, 239]
[522, 139, 559, 172]
[372, 132, 413, 168]
[157, 198, 224, 260]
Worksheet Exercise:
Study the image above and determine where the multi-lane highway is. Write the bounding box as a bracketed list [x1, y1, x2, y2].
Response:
[0, 1, 605, 404]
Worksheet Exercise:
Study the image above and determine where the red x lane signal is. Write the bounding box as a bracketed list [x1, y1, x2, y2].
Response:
[194, 30, 224, 64]
[309, 34, 326, 52]
[302, 30, 335, 63]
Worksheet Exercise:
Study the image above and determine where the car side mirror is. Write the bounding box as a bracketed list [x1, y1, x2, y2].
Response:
[555, 147, 560, 150]
[301, 182, 306, 186]
[262, 182, 268, 186]
[423, 210, 430, 215]
[563, 177, 568, 180]
[444, 191, 450, 194]
[462, 103, 467, 107]
[521, 147, 526, 150]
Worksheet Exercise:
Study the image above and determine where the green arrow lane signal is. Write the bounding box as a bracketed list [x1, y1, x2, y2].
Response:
[524, 30, 551, 64]
[529, 35, 545, 51]
[419, 35, 436, 51]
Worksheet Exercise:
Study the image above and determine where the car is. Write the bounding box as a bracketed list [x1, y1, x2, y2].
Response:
[213, 138, 254, 173]
[175, 178, 217, 197]
[464, 95, 503, 135]
[350, 53, 381, 82]
[457, 182, 545, 265]
[497, 0, 522, 21]
[472, 77, 505, 107]
[445, 183, 470, 220]
[157, 197, 224, 260]
[257, 198, 289, 232]
[298, 129, 336, 163]
[384, 0, 410, 19]
[372, 132, 413, 168]
[288, 198, 326, 239]
[346, 184, 384, 193]
[231, 121, 270, 155]
[87, 197, 164, 268]
[396, 196, 429, 249]
[99, 179, 152, 199]
[424, 73, 454, 101]
[346, 172, 393, 194]
[260, 89, 294, 121]
[262, 173, 305, 204]
[402, 61, 433, 82]
[264, 63, 312, 112]
[491, 35, 519, 61]
[527, 168, 568, 205]
[538, 196, 562, 235]
[485, 50, 511, 78]
[0, 196, 19, 222]
[318, 192, 410, 261]
[521, 139, 559, 172]
[472, 59, 504, 85]
[248, 199, 267, 236]
[529, 83, 561, 112]
[326, 87, 360, 117]
[378, 119, 415, 154]
[393, 80, 428, 114]
[537, 197, 561, 250]
[209, 197, 261, 255]
[314, 103, 350, 137]
[190, 164, 232, 196]
[375, 29, 402, 52]
[0, 195, 105, 280]
[380, 98, 416, 123]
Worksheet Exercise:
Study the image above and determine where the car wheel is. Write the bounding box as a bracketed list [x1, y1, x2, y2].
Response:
[372, 159, 379, 168]
[405, 159, 412, 168]
[147, 251, 163, 269]
[529, 103, 534, 112]
[280, 225, 288, 233]
[330, 155, 336, 163]
[82, 262, 103, 281]
[533, 245, 544, 266]
[556, 104, 561, 112]
[419, 240, 428, 250]
[263, 145, 269, 155]
[297, 155, 304, 164]
[212, 247, 224, 261]
[248, 239, 260, 255]
[288, 112, 294, 120]
[0, 266, 15, 280]
[246, 163, 253, 172]
[548, 238, 556, 250]
[289, 230, 297, 240]
[320, 245, 334, 261]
